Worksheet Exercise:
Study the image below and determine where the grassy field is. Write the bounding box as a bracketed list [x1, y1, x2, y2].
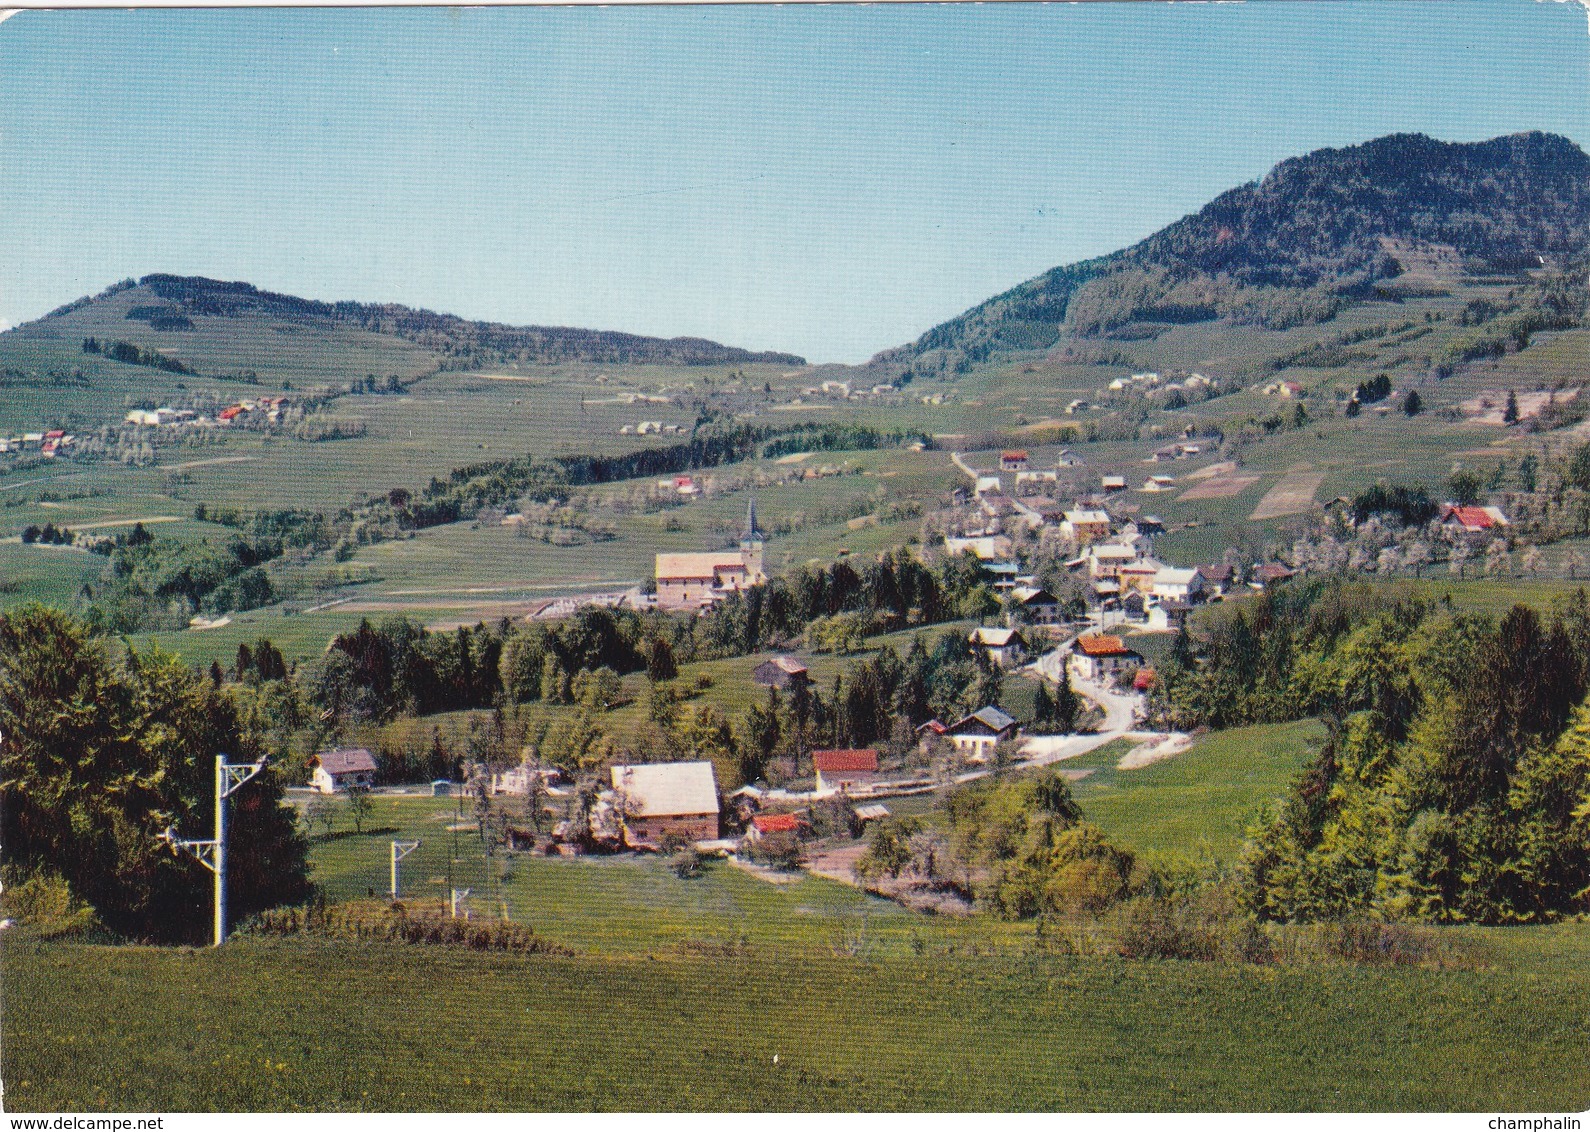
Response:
[1069, 721, 1323, 862]
[5, 926, 1589, 1112]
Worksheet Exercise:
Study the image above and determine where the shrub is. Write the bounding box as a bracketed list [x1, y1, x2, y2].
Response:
[1111, 896, 1222, 961]
[0, 871, 104, 939]
[250, 898, 572, 955]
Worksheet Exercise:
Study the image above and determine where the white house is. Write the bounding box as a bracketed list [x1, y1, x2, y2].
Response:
[1068, 635, 1145, 681]
[1152, 566, 1205, 602]
[946, 707, 1020, 762]
[309, 748, 378, 794]
[969, 625, 1027, 668]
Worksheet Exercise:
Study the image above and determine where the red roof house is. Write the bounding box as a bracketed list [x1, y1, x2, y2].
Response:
[811, 748, 880, 793]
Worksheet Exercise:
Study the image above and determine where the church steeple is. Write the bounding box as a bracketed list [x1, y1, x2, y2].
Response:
[743, 496, 763, 542]
[739, 495, 765, 580]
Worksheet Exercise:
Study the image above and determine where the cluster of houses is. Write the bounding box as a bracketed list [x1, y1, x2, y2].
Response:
[123, 396, 289, 431]
[1107, 371, 1215, 396]
[0, 428, 75, 457]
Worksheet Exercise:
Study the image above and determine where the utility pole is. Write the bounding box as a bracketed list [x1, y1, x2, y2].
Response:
[390, 839, 420, 900]
[160, 753, 266, 947]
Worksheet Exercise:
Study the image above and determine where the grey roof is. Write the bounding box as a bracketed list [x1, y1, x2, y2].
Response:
[610, 761, 720, 818]
[314, 747, 377, 775]
[950, 706, 1018, 735]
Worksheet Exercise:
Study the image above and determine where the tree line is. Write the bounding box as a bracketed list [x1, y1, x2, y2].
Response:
[1150, 577, 1590, 922]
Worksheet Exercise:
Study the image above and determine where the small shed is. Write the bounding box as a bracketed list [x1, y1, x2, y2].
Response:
[430, 779, 453, 797]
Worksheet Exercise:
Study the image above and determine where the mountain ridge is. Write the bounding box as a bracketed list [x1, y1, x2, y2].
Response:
[879, 130, 1590, 375]
[17, 273, 807, 369]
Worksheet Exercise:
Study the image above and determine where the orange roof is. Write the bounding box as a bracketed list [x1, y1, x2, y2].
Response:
[812, 748, 879, 773]
[1075, 634, 1132, 658]
[1444, 505, 1495, 529]
[1001, 450, 1029, 460]
[751, 813, 803, 834]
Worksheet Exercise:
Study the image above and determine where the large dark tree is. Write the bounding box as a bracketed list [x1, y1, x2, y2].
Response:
[0, 605, 310, 942]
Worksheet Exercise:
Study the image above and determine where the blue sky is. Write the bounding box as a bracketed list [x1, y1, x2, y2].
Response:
[1, 2, 1587, 363]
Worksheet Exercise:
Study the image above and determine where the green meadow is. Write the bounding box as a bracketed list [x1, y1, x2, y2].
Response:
[5, 925, 1588, 1112]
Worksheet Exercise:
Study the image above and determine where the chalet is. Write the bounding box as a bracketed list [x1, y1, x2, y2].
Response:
[1069, 635, 1144, 681]
[752, 655, 810, 690]
[1121, 590, 1148, 623]
[610, 761, 721, 848]
[1055, 449, 1084, 468]
[1135, 515, 1166, 535]
[946, 706, 1020, 761]
[1008, 584, 1062, 626]
[1152, 566, 1204, 602]
[1000, 450, 1030, 471]
[975, 475, 1004, 496]
[1140, 475, 1176, 493]
[1060, 510, 1112, 544]
[309, 747, 378, 794]
[812, 748, 880, 793]
[1101, 475, 1127, 493]
[969, 625, 1027, 668]
[1440, 504, 1509, 534]
[984, 561, 1023, 591]
[915, 718, 949, 753]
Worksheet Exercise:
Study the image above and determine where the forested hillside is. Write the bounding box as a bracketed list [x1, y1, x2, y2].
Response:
[882, 131, 1590, 375]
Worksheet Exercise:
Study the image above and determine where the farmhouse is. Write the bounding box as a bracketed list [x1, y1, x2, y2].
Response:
[1198, 563, 1235, 594]
[969, 625, 1027, 668]
[752, 655, 810, 690]
[610, 760, 721, 848]
[1101, 475, 1127, 493]
[946, 706, 1020, 761]
[1069, 635, 1144, 681]
[1000, 450, 1029, 471]
[309, 747, 378, 794]
[812, 748, 880, 793]
[1253, 563, 1296, 588]
[1440, 504, 1509, 534]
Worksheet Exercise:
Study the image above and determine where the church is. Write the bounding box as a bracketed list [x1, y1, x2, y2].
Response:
[653, 498, 767, 612]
